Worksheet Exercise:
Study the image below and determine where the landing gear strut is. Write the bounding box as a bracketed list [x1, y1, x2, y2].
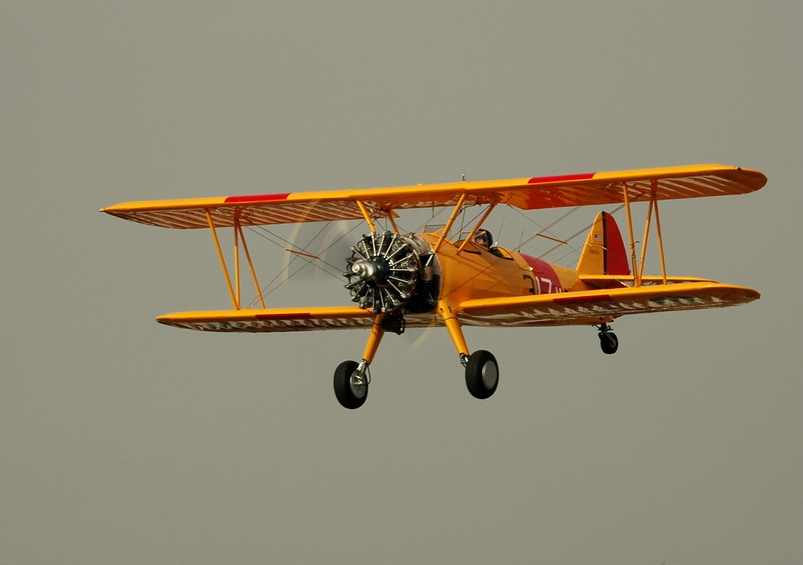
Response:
[597, 323, 619, 355]
[439, 299, 500, 400]
[333, 313, 385, 409]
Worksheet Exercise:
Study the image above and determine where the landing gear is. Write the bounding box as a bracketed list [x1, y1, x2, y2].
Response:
[437, 299, 500, 401]
[335, 232, 442, 409]
[465, 350, 499, 399]
[333, 360, 369, 409]
[597, 323, 619, 355]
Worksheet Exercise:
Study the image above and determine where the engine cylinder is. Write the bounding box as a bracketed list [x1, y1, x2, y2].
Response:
[344, 232, 428, 314]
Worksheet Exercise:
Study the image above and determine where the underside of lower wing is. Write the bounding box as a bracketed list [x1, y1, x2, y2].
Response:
[156, 306, 439, 332]
[455, 283, 760, 327]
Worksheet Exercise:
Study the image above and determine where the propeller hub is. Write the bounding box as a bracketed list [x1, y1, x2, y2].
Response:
[350, 256, 390, 285]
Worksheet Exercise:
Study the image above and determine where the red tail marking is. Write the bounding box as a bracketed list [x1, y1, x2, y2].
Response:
[602, 212, 630, 275]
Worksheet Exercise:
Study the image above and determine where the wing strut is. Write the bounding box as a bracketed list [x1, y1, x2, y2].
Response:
[456, 204, 496, 255]
[206, 210, 239, 309]
[651, 179, 669, 284]
[434, 194, 467, 253]
[621, 183, 641, 287]
[357, 201, 377, 233]
[204, 210, 267, 310]
[622, 179, 672, 287]
[237, 222, 266, 308]
[387, 213, 400, 234]
[233, 211, 241, 306]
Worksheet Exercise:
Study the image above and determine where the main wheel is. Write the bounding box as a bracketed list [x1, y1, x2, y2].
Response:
[599, 332, 619, 355]
[465, 350, 499, 400]
[333, 360, 368, 409]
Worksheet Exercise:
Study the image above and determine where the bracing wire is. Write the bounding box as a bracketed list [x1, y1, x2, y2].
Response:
[243, 220, 363, 307]
[537, 204, 626, 262]
[513, 205, 582, 251]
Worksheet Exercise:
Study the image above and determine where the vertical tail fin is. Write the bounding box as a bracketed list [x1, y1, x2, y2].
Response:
[576, 212, 630, 276]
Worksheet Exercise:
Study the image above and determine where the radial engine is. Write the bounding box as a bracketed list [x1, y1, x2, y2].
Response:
[344, 231, 439, 317]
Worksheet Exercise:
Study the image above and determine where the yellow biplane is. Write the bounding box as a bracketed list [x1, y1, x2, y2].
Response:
[101, 164, 765, 409]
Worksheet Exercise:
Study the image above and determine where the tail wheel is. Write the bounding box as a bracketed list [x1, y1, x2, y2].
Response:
[599, 331, 619, 354]
[465, 350, 499, 400]
[333, 360, 368, 409]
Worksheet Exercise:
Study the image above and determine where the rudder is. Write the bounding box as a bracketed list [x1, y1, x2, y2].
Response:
[576, 212, 630, 276]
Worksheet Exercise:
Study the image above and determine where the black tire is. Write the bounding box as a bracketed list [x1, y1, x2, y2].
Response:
[333, 360, 368, 409]
[599, 332, 619, 355]
[465, 350, 499, 400]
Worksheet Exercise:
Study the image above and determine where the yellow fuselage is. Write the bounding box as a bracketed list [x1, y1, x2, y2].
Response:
[420, 233, 586, 310]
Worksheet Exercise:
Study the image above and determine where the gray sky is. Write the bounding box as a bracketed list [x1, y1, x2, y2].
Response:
[2, 1, 801, 563]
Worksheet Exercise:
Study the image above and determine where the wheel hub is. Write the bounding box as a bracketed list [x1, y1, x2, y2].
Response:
[481, 360, 498, 388]
[349, 372, 367, 398]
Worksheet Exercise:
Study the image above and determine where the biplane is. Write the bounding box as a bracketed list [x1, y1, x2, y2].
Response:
[101, 164, 766, 409]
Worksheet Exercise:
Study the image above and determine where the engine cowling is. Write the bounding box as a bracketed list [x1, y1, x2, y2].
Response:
[344, 232, 434, 314]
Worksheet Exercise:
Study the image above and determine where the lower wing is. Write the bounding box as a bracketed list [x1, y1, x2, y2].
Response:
[155, 283, 758, 332]
[456, 282, 759, 327]
[156, 306, 438, 332]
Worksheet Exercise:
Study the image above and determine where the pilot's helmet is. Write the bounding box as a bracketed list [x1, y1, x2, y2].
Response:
[473, 229, 492, 248]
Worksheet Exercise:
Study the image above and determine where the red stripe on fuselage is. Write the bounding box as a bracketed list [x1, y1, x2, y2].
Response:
[520, 254, 564, 294]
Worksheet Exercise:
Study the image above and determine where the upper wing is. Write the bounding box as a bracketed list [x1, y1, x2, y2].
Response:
[156, 306, 438, 333]
[100, 164, 766, 229]
[455, 282, 760, 327]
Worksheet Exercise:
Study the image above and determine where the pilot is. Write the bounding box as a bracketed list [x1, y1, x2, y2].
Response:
[474, 229, 505, 257]
[473, 229, 493, 249]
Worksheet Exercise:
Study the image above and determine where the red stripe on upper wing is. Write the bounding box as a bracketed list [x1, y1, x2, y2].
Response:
[527, 172, 595, 184]
[224, 193, 291, 204]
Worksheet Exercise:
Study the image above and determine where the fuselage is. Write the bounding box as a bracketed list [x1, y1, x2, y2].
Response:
[419, 232, 591, 308]
[343, 230, 620, 327]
